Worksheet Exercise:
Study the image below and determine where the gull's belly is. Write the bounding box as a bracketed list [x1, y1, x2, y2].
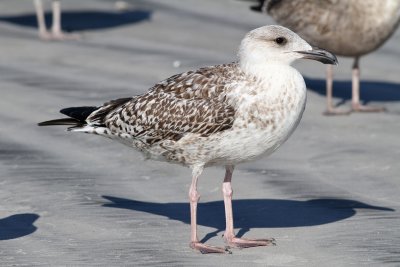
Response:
[208, 108, 304, 165]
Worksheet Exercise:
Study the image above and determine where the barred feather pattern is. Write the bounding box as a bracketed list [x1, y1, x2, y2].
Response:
[85, 63, 248, 156]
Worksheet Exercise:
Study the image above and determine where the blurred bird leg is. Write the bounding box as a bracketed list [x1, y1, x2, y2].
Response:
[34, 0, 52, 40]
[222, 166, 275, 249]
[50, 1, 80, 40]
[351, 57, 385, 113]
[324, 65, 351, 116]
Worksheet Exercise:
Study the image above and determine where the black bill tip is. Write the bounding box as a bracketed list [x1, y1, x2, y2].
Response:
[296, 47, 338, 65]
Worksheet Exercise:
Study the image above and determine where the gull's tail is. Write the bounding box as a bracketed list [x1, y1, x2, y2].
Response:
[38, 106, 98, 130]
[38, 97, 131, 132]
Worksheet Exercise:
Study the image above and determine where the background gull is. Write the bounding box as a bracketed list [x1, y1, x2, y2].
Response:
[259, 0, 400, 114]
[39, 25, 337, 254]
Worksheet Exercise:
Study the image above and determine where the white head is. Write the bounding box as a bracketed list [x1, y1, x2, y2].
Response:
[239, 25, 337, 68]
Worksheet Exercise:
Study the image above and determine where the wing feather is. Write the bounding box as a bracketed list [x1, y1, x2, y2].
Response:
[87, 63, 240, 144]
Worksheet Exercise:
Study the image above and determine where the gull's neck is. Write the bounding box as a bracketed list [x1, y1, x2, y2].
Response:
[239, 60, 295, 82]
[237, 56, 306, 102]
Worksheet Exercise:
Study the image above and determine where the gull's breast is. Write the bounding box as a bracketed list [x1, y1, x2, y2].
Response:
[205, 67, 307, 165]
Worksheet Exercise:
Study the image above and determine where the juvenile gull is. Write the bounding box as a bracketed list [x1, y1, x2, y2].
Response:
[39, 25, 337, 254]
[260, 0, 400, 114]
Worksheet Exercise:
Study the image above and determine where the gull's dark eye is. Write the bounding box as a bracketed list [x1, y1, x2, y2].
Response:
[275, 37, 287, 45]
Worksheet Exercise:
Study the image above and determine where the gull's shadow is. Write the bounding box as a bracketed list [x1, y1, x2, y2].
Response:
[0, 9, 151, 32]
[102, 196, 393, 243]
[305, 77, 400, 105]
[0, 213, 39, 240]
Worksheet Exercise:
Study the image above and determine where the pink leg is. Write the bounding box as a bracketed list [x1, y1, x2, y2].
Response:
[351, 57, 385, 112]
[50, 0, 80, 40]
[189, 165, 227, 254]
[323, 65, 351, 116]
[222, 165, 275, 249]
[33, 0, 52, 40]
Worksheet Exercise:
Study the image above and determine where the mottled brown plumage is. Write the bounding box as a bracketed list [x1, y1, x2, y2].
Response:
[87, 63, 242, 146]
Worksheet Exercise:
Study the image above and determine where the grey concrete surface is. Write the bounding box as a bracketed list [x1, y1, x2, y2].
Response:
[0, 0, 400, 266]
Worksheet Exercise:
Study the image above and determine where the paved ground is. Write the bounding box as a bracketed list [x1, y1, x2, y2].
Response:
[0, 0, 400, 266]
